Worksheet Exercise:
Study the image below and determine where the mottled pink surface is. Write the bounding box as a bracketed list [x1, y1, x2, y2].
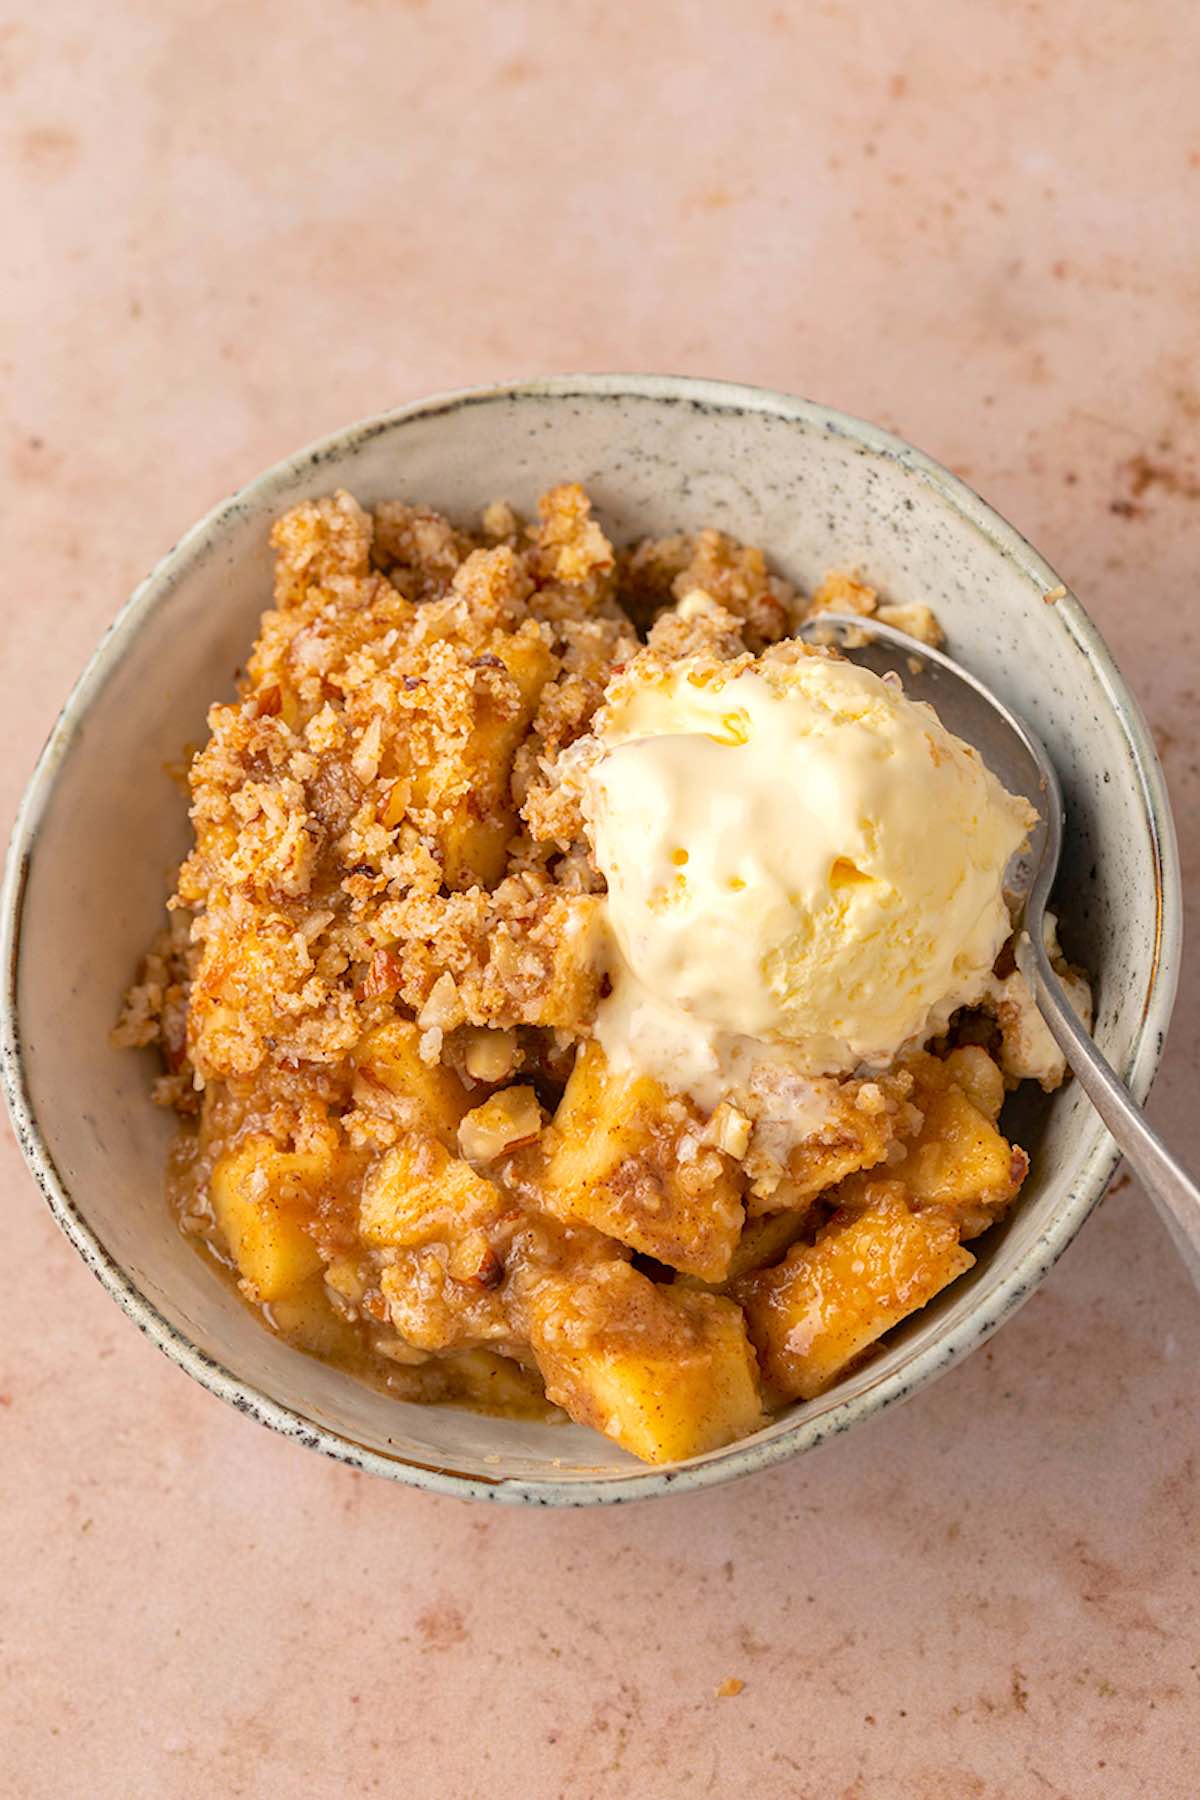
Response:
[3, 4, 1199, 1795]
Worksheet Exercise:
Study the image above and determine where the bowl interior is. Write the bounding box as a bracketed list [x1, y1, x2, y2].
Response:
[3, 380, 1174, 1499]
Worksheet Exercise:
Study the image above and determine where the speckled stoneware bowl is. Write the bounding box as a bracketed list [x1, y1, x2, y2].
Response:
[1, 376, 1181, 1504]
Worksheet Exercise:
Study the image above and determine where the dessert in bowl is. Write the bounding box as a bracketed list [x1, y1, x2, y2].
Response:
[1, 377, 1178, 1502]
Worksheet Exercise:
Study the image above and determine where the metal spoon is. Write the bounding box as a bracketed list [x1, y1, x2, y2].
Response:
[798, 611, 1199, 1285]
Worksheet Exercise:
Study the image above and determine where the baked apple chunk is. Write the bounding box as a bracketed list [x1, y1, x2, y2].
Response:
[542, 1042, 744, 1282]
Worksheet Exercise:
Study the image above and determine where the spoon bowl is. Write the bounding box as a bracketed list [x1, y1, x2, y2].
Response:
[801, 610, 1200, 1286]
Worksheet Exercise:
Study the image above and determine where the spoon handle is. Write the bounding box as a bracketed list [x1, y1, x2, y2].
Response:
[1016, 933, 1200, 1287]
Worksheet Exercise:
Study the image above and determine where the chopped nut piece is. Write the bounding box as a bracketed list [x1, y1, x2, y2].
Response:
[418, 972, 466, 1032]
[447, 1228, 504, 1287]
[458, 1085, 543, 1165]
[703, 1101, 753, 1160]
[463, 1026, 520, 1084]
[358, 947, 403, 1002]
[324, 1256, 369, 1309]
[351, 716, 384, 785]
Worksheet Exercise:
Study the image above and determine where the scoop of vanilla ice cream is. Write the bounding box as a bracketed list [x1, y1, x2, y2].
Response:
[581, 649, 1035, 1084]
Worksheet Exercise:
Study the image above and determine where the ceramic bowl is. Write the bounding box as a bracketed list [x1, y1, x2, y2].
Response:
[0, 376, 1180, 1504]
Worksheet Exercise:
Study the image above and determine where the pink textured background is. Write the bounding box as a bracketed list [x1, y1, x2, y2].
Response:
[3, 4, 1198, 1795]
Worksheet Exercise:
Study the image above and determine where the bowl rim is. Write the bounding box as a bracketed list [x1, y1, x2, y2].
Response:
[0, 372, 1182, 1506]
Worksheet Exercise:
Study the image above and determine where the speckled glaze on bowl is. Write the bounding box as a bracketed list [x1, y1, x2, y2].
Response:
[0, 376, 1181, 1505]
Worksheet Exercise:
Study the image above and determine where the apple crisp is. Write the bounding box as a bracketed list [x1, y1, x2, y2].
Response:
[117, 483, 1078, 1464]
